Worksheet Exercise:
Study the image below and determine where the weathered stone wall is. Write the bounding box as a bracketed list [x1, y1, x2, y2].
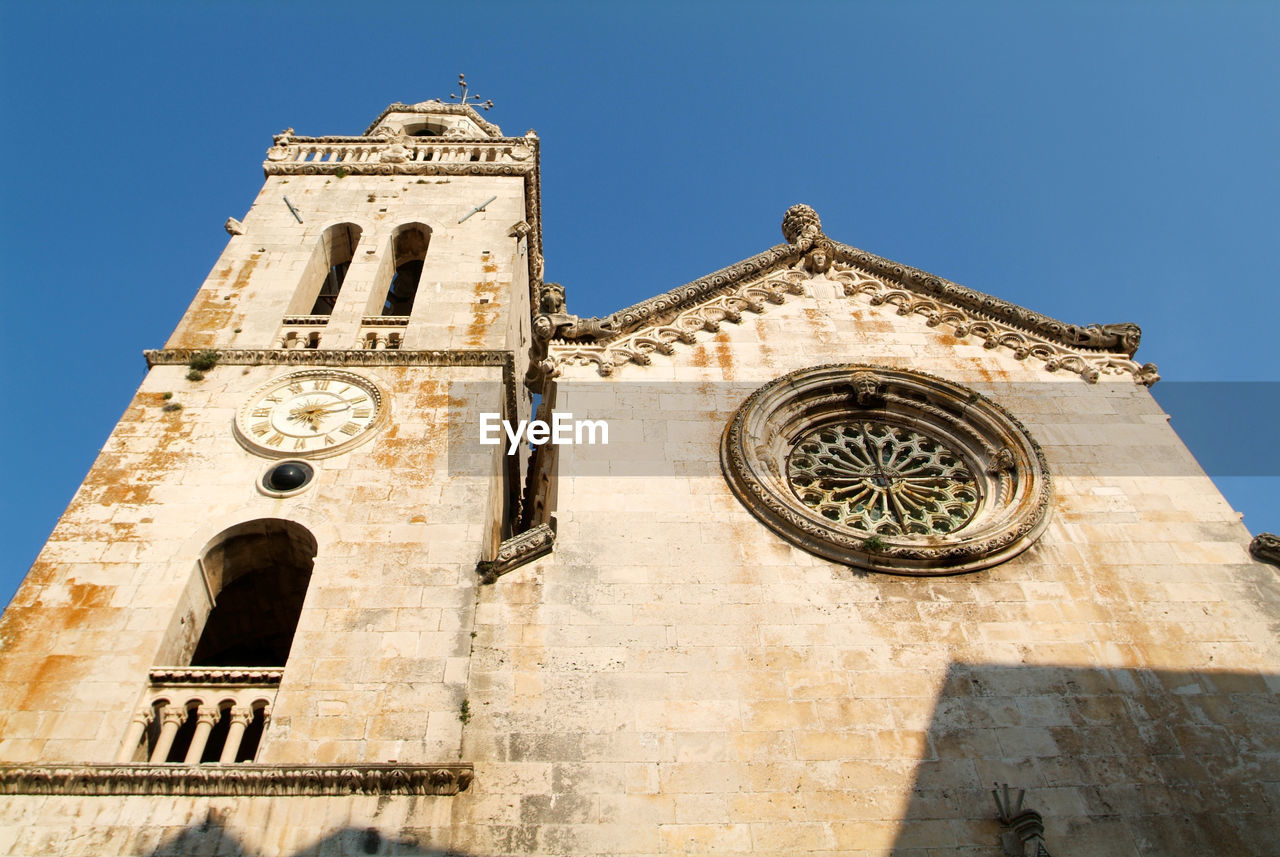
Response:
[454, 282, 1279, 855]
[0, 361, 501, 769]
[0, 794, 457, 856]
[165, 173, 526, 353]
[3, 167, 1276, 854]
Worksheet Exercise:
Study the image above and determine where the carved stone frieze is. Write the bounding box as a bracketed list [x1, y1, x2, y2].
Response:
[148, 667, 282, 686]
[478, 522, 556, 583]
[548, 259, 1154, 385]
[1251, 533, 1280, 567]
[264, 161, 534, 179]
[551, 205, 1150, 384]
[144, 348, 512, 369]
[527, 283, 616, 385]
[550, 270, 806, 378]
[830, 262, 1155, 384]
[0, 764, 473, 797]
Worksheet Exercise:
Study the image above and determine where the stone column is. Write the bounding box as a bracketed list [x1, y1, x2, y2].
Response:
[219, 707, 254, 764]
[149, 707, 185, 763]
[183, 707, 220, 764]
[115, 711, 152, 763]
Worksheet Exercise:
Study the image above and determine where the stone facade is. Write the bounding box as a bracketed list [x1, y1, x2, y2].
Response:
[0, 101, 1277, 856]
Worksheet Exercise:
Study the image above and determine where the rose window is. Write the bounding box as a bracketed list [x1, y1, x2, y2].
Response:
[721, 364, 1051, 575]
[788, 421, 977, 536]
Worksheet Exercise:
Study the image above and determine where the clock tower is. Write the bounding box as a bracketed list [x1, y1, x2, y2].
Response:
[0, 96, 546, 847]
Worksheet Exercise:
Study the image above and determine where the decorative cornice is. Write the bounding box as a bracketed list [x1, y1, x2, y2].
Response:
[144, 348, 513, 369]
[263, 161, 535, 179]
[600, 244, 801, 338]
[478, 522, 556, 583]
[0, 764, 472, 797]
[550, 264, 1155, 385]
[149, 667, 282, 686]
[553, 204, 1154, 385]
[827, 262, 1157, 385]
[1250, 533, 1280, 567]
[829, 241, 1141, 356]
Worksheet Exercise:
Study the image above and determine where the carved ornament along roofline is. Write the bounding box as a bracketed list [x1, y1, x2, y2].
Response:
[543, 205, 1157, 386]
[597, 205, 1142, 356]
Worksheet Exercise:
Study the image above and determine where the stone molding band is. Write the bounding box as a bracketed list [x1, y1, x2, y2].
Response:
[596, 205, 1141, 358]
[550, 264, 1156, 385]
[143, 348, 513, 369]
[264, 162, 534, 179]
[148, 668, 282, 686]
[478, 522, 557, 583]
[0, 764, 473, 797]
[547, 205, 1154, 385]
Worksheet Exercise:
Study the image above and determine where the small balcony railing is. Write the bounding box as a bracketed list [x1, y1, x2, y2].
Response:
[118, 668, 281, 765]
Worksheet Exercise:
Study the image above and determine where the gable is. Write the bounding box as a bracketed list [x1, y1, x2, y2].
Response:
[545, 205, 1158, 386]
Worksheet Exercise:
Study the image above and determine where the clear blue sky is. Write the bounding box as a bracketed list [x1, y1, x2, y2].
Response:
[1, 2, 1277, 606]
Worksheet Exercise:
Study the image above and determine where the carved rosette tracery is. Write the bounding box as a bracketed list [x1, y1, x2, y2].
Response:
[720, 365, 1052, 575]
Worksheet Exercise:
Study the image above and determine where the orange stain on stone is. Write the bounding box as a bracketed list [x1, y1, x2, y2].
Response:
[714, 331, 735, 380]
[464, 279, 497, 347]
[176, 254, 260, 346]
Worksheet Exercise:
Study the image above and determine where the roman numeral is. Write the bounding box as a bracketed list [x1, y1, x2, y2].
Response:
[252, 407, 271, 418]
[252, 421, 270, 436]
[288, 383, 303, 394]
[312, 379, 330, 391]
[339, 422, 361, 436]
[265, 395, 282, 404]
[353, 408, 371, 420]
[294, 437, 308, 451]
[265, 432, 285, 447]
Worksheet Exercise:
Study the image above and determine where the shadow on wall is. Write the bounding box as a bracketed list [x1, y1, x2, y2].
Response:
[891, 663, 1280, 856]
[148, 811, 474, 857]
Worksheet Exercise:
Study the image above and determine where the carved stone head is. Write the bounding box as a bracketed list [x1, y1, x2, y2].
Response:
[539, 283, 567, 315]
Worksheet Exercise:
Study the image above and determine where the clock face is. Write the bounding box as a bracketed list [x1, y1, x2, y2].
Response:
[234, 370, 385, 458]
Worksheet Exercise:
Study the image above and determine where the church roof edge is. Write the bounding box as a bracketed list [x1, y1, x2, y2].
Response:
[586, 204, 1144, 359]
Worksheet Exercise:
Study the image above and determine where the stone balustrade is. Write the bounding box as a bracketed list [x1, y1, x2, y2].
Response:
[266, 139, 528, 167]
[118, 668, 281, 765]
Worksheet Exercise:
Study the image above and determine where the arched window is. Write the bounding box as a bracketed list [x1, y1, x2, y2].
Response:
[382, 224, 430, 316]
[403, 120, 446, 137]
[121, 520, 317, 765]
[290, 223, 362, 316]
[192, 519, 317, 667]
